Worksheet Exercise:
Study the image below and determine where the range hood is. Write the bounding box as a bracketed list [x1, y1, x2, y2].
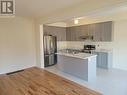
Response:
[79, 35, 93, 40]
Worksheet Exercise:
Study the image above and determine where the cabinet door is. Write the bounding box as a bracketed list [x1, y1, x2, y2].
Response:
[66, 27, 70, 41]
[51, 26, 66, 41]
[96, 52, 102, 67]
[43, 25, 66, 41]
[43, 25, 53, 35]
[66, 27, 77, 41]
[77, 25, 89, 41]
[56, 27, 66, 41]
[71, 27, 77, 41]
[61, 27, 66, 41]
[75, 25, 83, 41]
[88, 24, 95, 41]
[101, 21, 112, 41]
[96, 52, 108, 69]
[91, 21, 112, 42]
[93, 23, 103, 41]
[100, 52, 108, 69]
[82, 25, 89, 36]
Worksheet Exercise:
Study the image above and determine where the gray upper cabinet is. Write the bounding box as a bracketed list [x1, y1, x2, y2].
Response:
[69, 27, 77, 41]
[66, 25, 89, 41]
[44, 21, 113, 42]
[43, 25, 66, 41]
[57, 27, 66, 41]
[91, 21, 113, 42]
[88, 24, 96, 41]
[66, 21, 113, 42]
[93, 23, 103, 41]
[74, 26, 81, 41]
[101, 21, 112, 41]
[66, 27, 71, 41]
[66, 26, 77, 41]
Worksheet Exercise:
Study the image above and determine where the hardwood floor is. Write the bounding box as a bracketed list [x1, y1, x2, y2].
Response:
[0, 67, 101, 95]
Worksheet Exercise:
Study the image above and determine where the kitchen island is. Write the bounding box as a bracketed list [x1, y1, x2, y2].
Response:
[56, 52, 97, 81]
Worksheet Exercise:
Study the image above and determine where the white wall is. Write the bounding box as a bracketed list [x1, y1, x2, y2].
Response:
[113, 20, 127, 70]
[0, 17, 36, 74]
[40, 25, 44, 68]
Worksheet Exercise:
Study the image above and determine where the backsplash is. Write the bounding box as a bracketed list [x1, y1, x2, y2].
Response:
[57, 41, 113, 50]
[66, 41, 113, 50]
[57, 41, 67, 50]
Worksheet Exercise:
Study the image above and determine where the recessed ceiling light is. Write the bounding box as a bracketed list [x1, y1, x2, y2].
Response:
[74, 19, 79, 24]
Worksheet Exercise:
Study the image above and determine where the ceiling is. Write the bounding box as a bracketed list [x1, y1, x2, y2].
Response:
[15, 0, 127, 20]
[16, 0, 85, 18]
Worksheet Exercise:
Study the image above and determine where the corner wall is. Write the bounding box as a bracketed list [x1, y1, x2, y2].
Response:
[0, 17, 36, 74]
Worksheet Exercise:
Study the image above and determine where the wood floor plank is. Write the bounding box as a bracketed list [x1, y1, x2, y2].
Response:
[0, 67, 102, 95]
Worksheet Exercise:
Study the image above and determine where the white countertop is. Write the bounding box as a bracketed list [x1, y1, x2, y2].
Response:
[56, 52, 97, 60]
[93, 49, 112, 53]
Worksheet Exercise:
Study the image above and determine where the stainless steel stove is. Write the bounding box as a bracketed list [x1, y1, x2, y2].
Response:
[81, 45, 96, 54]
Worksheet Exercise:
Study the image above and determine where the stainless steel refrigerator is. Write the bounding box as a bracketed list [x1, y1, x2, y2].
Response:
[44, 35, 57, 67]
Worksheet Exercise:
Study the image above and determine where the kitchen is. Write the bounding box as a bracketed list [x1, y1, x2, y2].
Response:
[43, 20, 113, 74]
[41, 14, 127, 94]
[1, 1, 127, 95]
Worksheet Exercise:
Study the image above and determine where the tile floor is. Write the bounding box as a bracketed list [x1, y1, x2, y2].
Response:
[45, 65, 127, 95]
